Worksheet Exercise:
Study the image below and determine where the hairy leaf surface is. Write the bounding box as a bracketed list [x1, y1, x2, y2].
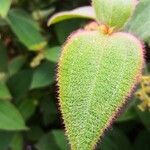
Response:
[58, 30, 144, 149]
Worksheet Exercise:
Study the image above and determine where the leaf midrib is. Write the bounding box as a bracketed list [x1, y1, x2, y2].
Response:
[82, 38, 128, 134]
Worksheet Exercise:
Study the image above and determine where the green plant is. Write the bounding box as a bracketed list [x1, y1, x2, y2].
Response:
[0, 0, 150, 149]
[49, 0, 144, 149]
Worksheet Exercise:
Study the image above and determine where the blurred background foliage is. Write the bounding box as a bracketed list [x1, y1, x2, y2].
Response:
[0, 0, 150, 149]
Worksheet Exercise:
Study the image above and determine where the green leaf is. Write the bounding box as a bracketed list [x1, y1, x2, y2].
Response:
[97, 128, 132, 150]
[6, 9, 47, 51]
[136, 108, 150, 131]
[7, 69, 33, 100]
[48, 6, 95, 26]
[44, 46, 61, 63]
[32, 7, 55, 20]
[51, 130, 68, 150]
[0, 100, 27, 130]
[36, 130, 68, 150]
[27, 126, 44, 142]
[54, 19, 85, 44]
[0, 0, 12, 18]
[18, 98, 38, 121]
[8, 56, 26, 76]
[133, 130, 150, 150]
[30, 61, 55, 89]
[126, 0, 150, 45]
[40, 97, 57, 125]
[92, 0, 136, 29]
[0, 82, 11, 100]
[58, 31, 144, 149]
[0, 40, 8, 73]
[0, 17, 7, 26]
[117, 99, 138, 122]
[10, 133, 23, 150]
[0, 131, 14, 150]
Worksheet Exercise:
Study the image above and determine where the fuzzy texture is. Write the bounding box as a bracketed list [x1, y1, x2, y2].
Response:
[92, 0, 137, 29]
[57, 30, 144, 150]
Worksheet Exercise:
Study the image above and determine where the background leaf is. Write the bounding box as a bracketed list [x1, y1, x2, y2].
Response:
[133, 130, 150, 150]
[44, 46, 61, 63]
[136, 108, 150, 131]
[7, 9, 47, 51]
[0, 82, 11, 100]
[97, 128, 132, 150]
[7, 69, 33, 100]
[26, 126, 44, 142]
[48, 6, 95, 26]
[0, 131, 14, 150]
[0, 41, 8, 73]
[36, 130, 68, 150]
[0, 0, 12, 18]
[54, 19, 86, 44]
[8, 56, 26, 76]
[18, 98, 38, 121]
[117, 99, 138, 122]
[10, 133, 23, 150]
[40, 96, 57, 125]
[30, 61, 55, 89]
[0, 100, 27, 130]
[126, 0, 150, 45]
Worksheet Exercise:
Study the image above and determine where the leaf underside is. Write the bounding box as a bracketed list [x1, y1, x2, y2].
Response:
[58, 31, 144, 150]
[48, 6, 95, 26]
